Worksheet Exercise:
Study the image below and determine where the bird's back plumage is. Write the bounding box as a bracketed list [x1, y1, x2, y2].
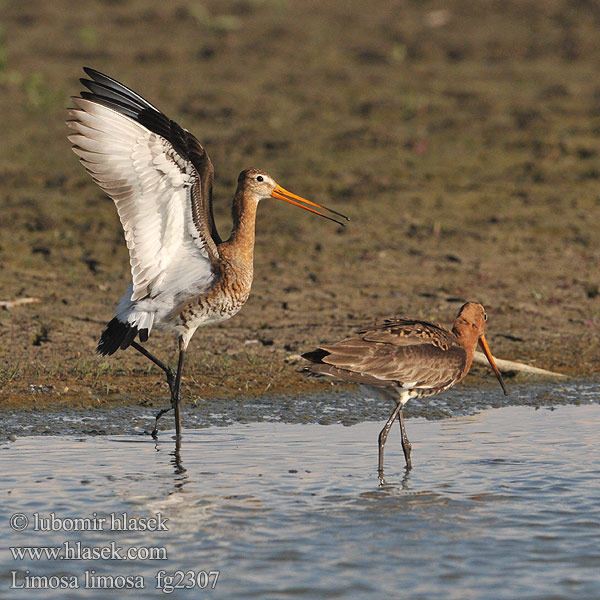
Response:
[303, 318, 468, 396]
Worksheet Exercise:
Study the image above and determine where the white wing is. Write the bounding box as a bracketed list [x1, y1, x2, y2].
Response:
[67, 98, 216, 302]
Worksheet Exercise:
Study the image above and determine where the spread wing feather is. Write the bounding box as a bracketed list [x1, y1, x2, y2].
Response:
[66, 68, 221, 303]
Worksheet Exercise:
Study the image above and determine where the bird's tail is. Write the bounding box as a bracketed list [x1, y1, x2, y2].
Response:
[301, 348, 329, 364]
[299, 348, 330, 377]
[97, 317, 148, 356]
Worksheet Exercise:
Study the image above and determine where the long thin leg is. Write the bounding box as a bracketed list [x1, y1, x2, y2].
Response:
[378, 403, 403, 477]
[131, 341, 178, 437]
[172, 340, 185, 439]
[131, 341, 175, 391]
[398, 407, 412, 470]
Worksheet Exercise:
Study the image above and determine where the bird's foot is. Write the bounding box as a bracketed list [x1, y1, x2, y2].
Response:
[150, 406, 173, 439]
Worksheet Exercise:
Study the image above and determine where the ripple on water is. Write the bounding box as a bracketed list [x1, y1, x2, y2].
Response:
[1, 399, 600, 599]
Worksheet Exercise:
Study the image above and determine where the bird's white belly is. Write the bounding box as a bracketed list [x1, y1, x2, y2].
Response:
[359, 384, 416, 405]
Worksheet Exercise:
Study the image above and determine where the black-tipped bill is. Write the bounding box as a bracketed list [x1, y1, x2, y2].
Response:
[478, 334, 509, 396]
[271, 184, 349, 227]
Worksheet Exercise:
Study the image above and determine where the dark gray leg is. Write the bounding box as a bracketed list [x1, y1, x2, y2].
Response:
[398, 407, 412, 470]
[378, 403, 403, 477]
[130, 341, 178, 437]
[131, 341, 175, 384]
[171, 341, 185, 439]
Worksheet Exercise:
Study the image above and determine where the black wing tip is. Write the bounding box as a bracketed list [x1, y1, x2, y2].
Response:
[78, 67, 156, 115]
[82, 66, 99, 77]
[76, 68, 186, 157]
[81, 66, 118, 86]
[97, 317, 140, 356]
[80, 67, 112, 91]
[78, 90, 141, 119]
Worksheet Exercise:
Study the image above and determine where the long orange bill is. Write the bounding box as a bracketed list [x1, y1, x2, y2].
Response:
[271, 184, 349, 227]
[478, 334, 508, 396]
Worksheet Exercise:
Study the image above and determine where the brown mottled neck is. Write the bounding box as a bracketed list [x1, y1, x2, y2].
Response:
[451, 318, 482, 377]
[222, 186, 259, 268]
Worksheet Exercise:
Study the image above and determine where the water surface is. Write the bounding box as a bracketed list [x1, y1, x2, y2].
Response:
[1, 385, 600, 599]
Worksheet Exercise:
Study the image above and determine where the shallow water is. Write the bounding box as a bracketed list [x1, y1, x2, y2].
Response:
[1, 387, 600, 599]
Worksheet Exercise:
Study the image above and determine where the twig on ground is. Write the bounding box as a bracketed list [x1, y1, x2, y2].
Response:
[0, 297, 41, 310]
[473, 351, 567, 378]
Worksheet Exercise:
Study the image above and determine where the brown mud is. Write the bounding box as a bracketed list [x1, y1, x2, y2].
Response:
[0, 0, 599, 412]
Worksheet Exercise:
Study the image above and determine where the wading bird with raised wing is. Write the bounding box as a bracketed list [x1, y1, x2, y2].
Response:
[67, 68, 348, 438]
[302, 302, 508, 476]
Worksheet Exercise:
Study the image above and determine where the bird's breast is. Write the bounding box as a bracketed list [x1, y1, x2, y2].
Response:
[174, 263, 253, 330]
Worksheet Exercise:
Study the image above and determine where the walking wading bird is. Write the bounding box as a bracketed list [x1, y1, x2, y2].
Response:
[302, 302, 508, 475]
[67, 68, 348, 438]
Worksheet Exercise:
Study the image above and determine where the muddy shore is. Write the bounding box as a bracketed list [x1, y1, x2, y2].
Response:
[1, 0, 599, 412]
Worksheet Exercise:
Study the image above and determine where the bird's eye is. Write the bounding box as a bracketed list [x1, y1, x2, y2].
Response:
[256, 175, 264, 182]
[483, 313, 488, 322]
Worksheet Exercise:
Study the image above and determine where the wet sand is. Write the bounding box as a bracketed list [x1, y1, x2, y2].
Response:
[2, 380, 597, 441]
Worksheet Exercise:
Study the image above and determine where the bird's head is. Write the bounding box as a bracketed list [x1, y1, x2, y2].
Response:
[453, 302, 508, 395]
[239, 168, 278, 198]
[238, 168, 349, 226]
[453, 302, 488, 338]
